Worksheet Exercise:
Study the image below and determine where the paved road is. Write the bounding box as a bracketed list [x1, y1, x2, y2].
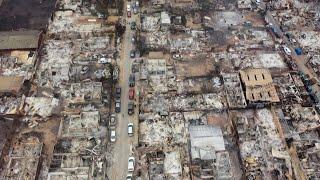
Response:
[107, 2, 139, 180]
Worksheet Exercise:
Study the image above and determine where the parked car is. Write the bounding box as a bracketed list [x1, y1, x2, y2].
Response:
[128, 123, 134, 136]
[129, 88, 135, 100]
[133, 7, 138, 14]
[131, 22, 136, 30]
[135, 50, 140, 58]
[115, 87, 121, 99]
[98, 57, 111, 64]
[126, 4, 131, 11]
[127, 11, 131, 18]
[130, 50, 135, 58]
[115, 99, 121, 113]
[126, 174, 133, 180]
[135, 1, 139, 7]
[110, 130, 116, 142]
[282, 45, 292, 55]
[128, 157, 135, 172]
[172, 54, 182, 60]
[129, 74, 135, 87]
[128, 102, 134, 115]
[80, 66, 89, 74]
[109, 114, 116, 127]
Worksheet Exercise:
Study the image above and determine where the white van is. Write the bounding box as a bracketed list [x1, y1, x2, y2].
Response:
[110, 130, 116, 142]
[128, 123, 134, 136]
[128, 157, 135, 172]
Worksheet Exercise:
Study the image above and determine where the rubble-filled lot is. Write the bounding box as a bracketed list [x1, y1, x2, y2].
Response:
[0, 0, 115, 179]
[134, 0, 320, 179]
[0, 0, 320, 179]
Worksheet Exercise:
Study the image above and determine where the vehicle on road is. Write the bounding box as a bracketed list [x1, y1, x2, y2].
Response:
[129, 88, 135, 100]
[131, 37, 135, 43]
[130, 50, 135, 58]
[128, 123, 134, 136]
[282, 45, 292, 55]
[129, 74, 135, 87]
[109, 114, 116, 127]
[126, 174, 133, 180]
[133, 7, 138, 14]
[126, 4, 131, 11]
[131, 22, 136, 30]
[128, 157, 135, 172]
[135, 50, 140, 58]
[115, 87, 121, 99]
[110, 130, 116, 142]
[128, 102, 134, 115]
[285, 33, 297, 44]
[127, 11, 131, 18]
[115, 99, 121, 113]
[135, 1, 139, 7]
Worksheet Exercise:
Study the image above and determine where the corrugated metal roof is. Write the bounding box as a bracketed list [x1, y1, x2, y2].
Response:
[189, 125, 225, 160]
[0, 30, 41, 50]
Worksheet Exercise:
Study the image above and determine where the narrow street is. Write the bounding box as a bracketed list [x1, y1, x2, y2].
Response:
[107, 1, 139, 179]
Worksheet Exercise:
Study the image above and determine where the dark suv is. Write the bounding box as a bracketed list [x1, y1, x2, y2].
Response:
[128, 102, 134, 115]
[129, 74, 135, 87]
[115, 87, 121, 99]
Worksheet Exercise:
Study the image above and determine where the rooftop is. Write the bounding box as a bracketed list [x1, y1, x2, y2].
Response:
[240, 68, 273, 87]
[0, 30, 41, 50]
[0, 76, 24, 94]
[189, 125, 225, 160]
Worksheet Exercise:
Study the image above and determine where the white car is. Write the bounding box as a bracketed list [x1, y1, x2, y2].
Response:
[98, 57, 111, 64]
[135, 1, 139, 7]
[282, 45, 292, 55]
[127, 4, 131, 11]
[128, 123, 134, 136]
[80, 66, 89, 74]
[172, 54, 182, 60]
[126, 174, 133, 180]
[110, 130, 116, 142]
[128, 157, 135, 172]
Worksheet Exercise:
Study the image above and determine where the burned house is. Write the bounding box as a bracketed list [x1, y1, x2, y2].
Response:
[5, 136, 43, 180]
[189, 125, 233, 179]
[222, 73, 247, 109]
[0, 30, 41, 51]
